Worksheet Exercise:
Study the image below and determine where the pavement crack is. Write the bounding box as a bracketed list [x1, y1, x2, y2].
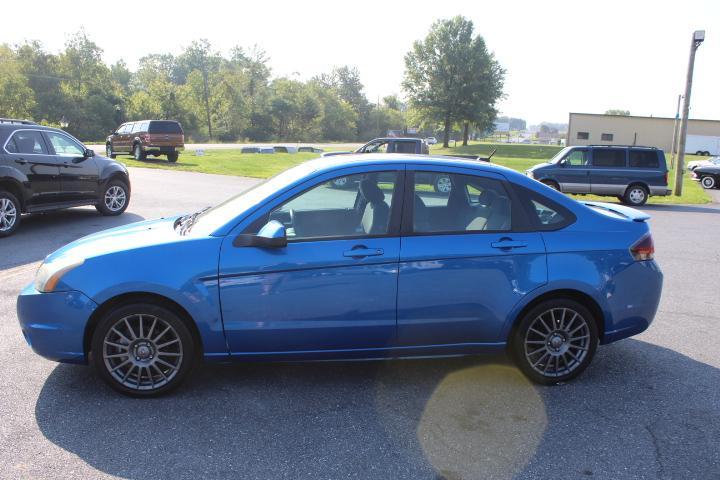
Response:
[644, 421, 665, 480]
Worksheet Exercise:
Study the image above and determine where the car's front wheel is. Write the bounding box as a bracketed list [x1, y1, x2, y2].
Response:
[106, 144, 117, 159]
[0, 190, 21, 238]
[90, 303, 196, 397]
[96, 180, 130, 216]
[700, 176, 716, 189]
[622, 184, 648, 206]
[133, 144, 146, 161]
[511, 299, 598, 385]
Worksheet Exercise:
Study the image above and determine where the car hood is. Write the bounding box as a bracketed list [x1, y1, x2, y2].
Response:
[45, 216, 183, 263]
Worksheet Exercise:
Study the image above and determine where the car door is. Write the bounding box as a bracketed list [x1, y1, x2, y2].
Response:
[589, 148, 628, 195]
[218, 167, 404, 356]
[43, 130, 100, 202]
[396, 166, 547, 347]
[556, 148, 590, 193]
[3, 129, 61, 207]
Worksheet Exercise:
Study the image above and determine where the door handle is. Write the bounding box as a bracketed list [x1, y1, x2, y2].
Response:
[343, 245, 384, 258]
[491, 238, 528, 249]
[15, 158, 27, 165]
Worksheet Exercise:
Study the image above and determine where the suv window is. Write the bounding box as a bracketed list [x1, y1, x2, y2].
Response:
[629, 150, 660, 168]
[413, 172, 512, 233]
[564, 149, 589, 167]
[269, 172, 398, 240]
[5, 130, 49, 154]
[593, 149, 626, 167]
[130, 123, 142, 133]
[120, 124, 132, 134]
[148, 121, 183, 134]
[45, 131, 85, 156]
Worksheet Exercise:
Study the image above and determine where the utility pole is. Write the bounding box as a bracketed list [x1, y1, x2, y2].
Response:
[670, 94, 682, 169]
[674, 30, 705, 196]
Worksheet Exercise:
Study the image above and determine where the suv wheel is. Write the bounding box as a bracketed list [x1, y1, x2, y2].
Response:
[133, 144, 146, 161]
[0, 191, 20, 237]
[106, 144, 117, 159]
[90, 303, 196, 397]
[622, 184, 648, 206]
[511, 299, 598, 385]
[167, 152, 179, 163]
[701, 176, 716, 189]
[96, 180, 130, 216]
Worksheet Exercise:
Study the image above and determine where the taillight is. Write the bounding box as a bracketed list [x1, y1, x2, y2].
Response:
[664, 172, 668, 184]
[630, 234, 654, 261]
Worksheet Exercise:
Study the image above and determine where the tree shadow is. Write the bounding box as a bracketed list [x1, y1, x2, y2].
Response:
[0, 208, 145, 270]
[34, 340, 720, 479]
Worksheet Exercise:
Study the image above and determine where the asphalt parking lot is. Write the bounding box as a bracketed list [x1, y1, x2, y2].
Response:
[1, 167, 719, 480]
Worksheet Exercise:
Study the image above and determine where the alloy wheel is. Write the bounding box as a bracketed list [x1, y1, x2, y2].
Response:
[102, 314, 183, 391]
[104, 185, 127, 212]
[436, 175, 452, 193]
[0, 198, 17, 232]
[523, 307, 591, 378]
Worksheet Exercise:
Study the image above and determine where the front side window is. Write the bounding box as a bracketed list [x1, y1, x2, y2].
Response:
[5, 130, 48, 154]
[412, 172, 512, 233]
[564, 149, 589, 167]
[267, 172, 398, 240]
[45, 132, 85, 156]
[593, 149, 626, 167]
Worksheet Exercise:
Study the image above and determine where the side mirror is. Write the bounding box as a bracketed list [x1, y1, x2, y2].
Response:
[233, 220, 288, 248]
[84, 148, 95, 158]
[559, 158, 567, 167]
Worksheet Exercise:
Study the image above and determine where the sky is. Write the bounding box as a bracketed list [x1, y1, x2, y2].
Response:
[2, 0, 718, 125]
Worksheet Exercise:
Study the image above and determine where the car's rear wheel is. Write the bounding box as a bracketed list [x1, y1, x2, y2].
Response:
[0, 191, 21, 238]
[96, 180, 130, 216]
[106, 144, 117, 159]
[133, 143, 146, 161]
[622, 184, 648, 206]
[511, 299, 598, 385]
[167, 152, 179, 163]
[90, 303, 196, 397]
[701, 176, 716, 189]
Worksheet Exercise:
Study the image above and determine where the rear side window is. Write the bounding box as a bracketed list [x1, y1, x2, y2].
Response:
[629, 150, 660, 168]
[5, 130, 49, 154]
[515, 185, 576, 231]
[592, 149, 626, 167]
[148, 121, 183, 134]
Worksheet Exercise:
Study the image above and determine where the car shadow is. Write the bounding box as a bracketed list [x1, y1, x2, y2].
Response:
[0, 208, 145, 270]
[34, 340, 720, 479]
[125, 157, 200, 168]
[640, 203, 720, 214]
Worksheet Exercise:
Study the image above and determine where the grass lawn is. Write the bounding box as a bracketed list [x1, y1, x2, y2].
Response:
[117, 141, 712, 205]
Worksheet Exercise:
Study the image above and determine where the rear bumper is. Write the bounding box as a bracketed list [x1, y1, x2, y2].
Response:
[142, 145, 184, 153]
[649, 186, 671, 196]
[16, 285, 97, 364]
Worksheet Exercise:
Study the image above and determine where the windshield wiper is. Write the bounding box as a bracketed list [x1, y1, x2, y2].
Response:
[177, 206, 210, 235]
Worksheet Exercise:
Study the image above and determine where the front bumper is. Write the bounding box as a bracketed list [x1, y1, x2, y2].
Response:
[16, 285, 97, 364]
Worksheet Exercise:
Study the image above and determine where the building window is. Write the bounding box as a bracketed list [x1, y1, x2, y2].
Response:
[577, 132, 589, 140]
[601, 133, 614, 142]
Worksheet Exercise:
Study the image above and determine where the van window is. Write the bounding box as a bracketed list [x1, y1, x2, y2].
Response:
[148, 121, 183, 134]
[593, 149, 626, 167]
[564, 149, 589, 166]
[629, 150, 659, 168]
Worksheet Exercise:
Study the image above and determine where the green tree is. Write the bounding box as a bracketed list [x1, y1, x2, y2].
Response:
[403, 16, 505, 147]
[0, 45, 36, 118]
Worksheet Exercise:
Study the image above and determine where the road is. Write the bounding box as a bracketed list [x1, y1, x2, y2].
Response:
[1, 167, 719, 480]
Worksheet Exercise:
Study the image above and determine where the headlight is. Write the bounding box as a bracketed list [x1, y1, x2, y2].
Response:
[34, 257, 85, 293]
[526, 170, 535, 179]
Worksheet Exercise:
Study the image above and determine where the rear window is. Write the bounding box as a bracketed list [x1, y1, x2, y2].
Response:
[592, 149, 626, 167]
[148, 121, 183, 134]
[629, 150, 660, 168]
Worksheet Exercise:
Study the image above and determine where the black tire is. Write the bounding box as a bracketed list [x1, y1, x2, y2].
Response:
[704, 151, 711, 157]
[95, 180, 130, 216]
[542, 180, 560, 191]
[433, 175, 452, 194]
[696, 151, 703, 156]
[90, 303, 196, 397]
[167, 152, 179, 163]
[133, 143, 146, 161]
[622, 184, 649, 206]
[700, 175, 716, 189]
[511, 298, 599, 385]
[0, 190, 21, 238]
[106, 143, 117, 159]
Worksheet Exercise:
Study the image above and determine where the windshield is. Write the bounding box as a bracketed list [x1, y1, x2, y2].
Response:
[548, 147, 572, 164]
[188, 162, 318, 236]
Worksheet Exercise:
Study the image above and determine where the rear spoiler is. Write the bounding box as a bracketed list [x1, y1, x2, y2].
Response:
[582, 201, 651, 222]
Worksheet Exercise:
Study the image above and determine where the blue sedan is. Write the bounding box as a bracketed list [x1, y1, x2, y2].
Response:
[17, 154, 663, 396]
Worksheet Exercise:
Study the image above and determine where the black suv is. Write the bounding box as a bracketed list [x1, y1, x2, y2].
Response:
[0, 119, 131, 237]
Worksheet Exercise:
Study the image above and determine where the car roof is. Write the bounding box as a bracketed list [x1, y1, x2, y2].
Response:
[0, 123, 66, 134]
